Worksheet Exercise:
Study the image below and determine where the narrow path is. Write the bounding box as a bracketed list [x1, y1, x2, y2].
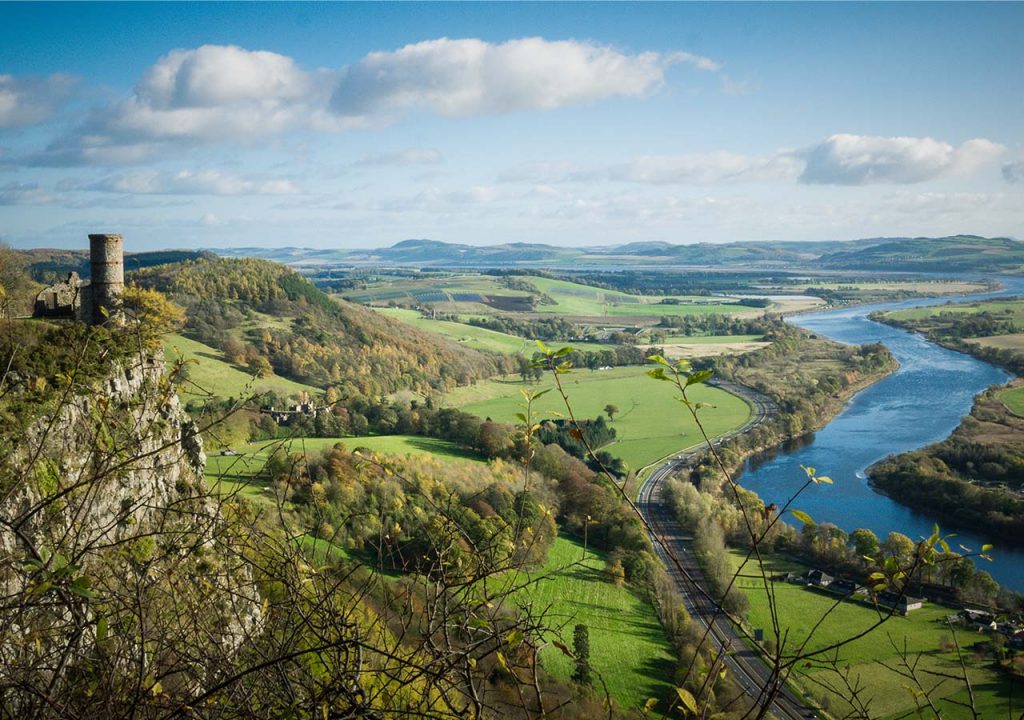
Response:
[636, 383, 813, 720]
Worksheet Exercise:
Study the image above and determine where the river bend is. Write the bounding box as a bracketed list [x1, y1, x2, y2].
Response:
[738, 277, 1024, 591]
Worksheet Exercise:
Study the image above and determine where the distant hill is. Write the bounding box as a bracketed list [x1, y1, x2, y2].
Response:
[132, 257, 503, 396]
[815, 235, 1024, 273]
[214, 235, 1023, 273]
[17, 248, 215, 283]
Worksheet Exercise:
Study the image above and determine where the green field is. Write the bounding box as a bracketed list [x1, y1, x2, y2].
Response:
[998, 385, 1024, 416]
[374, 307, 621, 356]
[375, 307, 535, 355]
[731, 551, 1012, 719]
[529, 276, 749, 318]
[657, 334, 763, 344]
[205, 435, 483, 498]
[164, 333, 318, 401]
[885, 298, 1024, 323]
[520, 535, 675, 712]
[342, 273, 532, 305]
[343, 271, 760, 321]
[447, 366, 752, 470]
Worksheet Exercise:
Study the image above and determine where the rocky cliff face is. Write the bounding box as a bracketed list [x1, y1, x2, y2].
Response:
[5, 355, 206, 551]
[0, 343, 261, 712]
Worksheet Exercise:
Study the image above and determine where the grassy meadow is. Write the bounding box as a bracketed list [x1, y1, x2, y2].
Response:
[520, 535, 676, 713]
[374, 307, 533, 354]
[998, 385, 1024, 416]
[730, 551, 1013, 719]
[528, 276, 748, 318]
[205, 435, 483, 498]
[164, 333, 318, 401]
[446, 365, 752, 470]
[343, 271, 774, 322]
[885, 298, 1024, 323]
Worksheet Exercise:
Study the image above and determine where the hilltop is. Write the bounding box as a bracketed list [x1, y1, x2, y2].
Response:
[131, 256, 504, 396]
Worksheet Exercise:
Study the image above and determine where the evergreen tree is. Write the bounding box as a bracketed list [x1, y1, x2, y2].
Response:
[571, 623, 592, 686]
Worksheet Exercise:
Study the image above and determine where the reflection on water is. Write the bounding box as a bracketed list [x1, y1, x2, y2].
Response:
[738, 276, 1024, 591]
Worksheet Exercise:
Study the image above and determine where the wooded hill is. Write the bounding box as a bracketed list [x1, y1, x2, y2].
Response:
[132, 257, 505, 396]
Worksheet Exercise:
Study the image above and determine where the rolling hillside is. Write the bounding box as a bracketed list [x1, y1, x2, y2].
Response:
[133, 257, 505, 396]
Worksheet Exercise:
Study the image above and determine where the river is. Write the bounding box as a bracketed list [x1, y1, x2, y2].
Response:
[738, 276, 1024, 591]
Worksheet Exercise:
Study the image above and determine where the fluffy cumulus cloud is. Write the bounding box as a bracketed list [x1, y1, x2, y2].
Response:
[799, 134, 1004, 185]
[0, 74, 77, 129]
[330, 37, 711, 119]
[1003, 160, 1024, 184]
[70, 169, 300, 195]
[26, 45, 328, 165]
[25, 39, 712, 166]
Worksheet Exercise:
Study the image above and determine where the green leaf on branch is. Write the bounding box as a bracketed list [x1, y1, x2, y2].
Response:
[675, 687, 698, 716]
[685, 370, 714, 386]
[647, 368, 672, 382]
[791, 510, 815, 526]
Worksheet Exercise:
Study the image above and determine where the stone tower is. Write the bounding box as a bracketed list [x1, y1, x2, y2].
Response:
[88, 233, 124, 325]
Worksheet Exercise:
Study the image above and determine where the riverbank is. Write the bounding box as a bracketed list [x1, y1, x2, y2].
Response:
[864, 300, 1024, 547]
[868, 380, 1024, 545]
[681, 325, 899, 491]
[870, 294, 1024, 376]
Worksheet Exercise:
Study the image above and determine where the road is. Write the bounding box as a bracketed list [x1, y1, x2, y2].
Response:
[636, 381, 813, 719]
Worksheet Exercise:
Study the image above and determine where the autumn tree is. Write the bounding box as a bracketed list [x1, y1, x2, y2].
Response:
[121, 284, 186, 345]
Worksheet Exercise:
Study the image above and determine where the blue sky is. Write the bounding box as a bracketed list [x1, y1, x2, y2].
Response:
[1, 2, 1022, 250]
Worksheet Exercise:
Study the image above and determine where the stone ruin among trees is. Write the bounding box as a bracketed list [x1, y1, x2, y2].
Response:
[33, 233, 125, 325]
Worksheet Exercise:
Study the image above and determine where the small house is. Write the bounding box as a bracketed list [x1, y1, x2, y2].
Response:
[805, 569, 833, 588]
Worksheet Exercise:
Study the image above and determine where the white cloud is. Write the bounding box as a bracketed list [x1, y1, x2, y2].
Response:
[613, 151, 801, 185]
[355, 148, 444, 166]
[25, 39, 713, 166]
[76, 169, 300, 195]
[502, 135, 1004, 188]
[799, 134, 1004, 185]
[1003, 160, 1024, 184]
[0, 182, 56, 205]
[0, 74, 77, 129]
[330, 37, 706, 120]
[501, 151, 802, 185]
